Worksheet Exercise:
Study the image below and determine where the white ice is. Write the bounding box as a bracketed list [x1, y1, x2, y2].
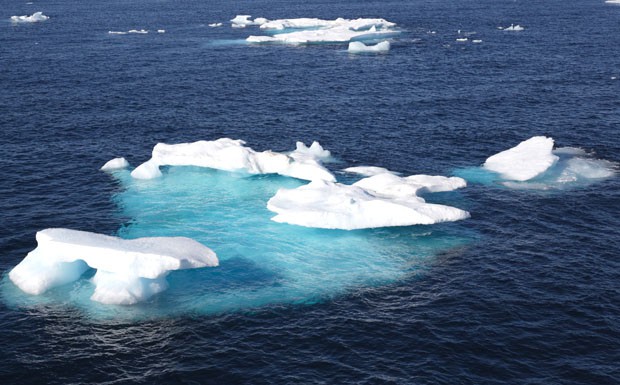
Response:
[131, 138, 335, 182]
[230, 15, 268, 28]
[9, 228, 218, 305]
[343, 166, 396, 177]
[503, 24, 525, 31]
[267, 173, 469, 230]
[10, 11, 48, 23]
[605, 0, 620, 4]
[348, 41, 391, 53]
[208, 22, 223, 27]
[483, 136, 559, 181]
[128, 29, 148, 34]
[246, 17, 400, 45]
[101, 157, 130, 171]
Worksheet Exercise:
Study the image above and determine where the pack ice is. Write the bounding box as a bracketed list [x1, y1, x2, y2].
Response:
[9, 229, 218, 305]
[131, 138, 335, 182]
[267, 172, 469, 230]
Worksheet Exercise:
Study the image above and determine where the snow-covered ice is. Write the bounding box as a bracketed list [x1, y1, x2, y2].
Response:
[483, 136, 558, 181]
[10, 11, 48, 23]
[131, 138, 335, 182]
[267, 173, 469, 230]
[343, 166, 396, 177]
[9, 228, 218, 305]
[209, 22, 223, 27]
[348, 41, 391, 53]
[101, 157, 130, 171]
[503, 24, 525, 31]
[246, 17, 400, 45]
[230, 15, 268, 28]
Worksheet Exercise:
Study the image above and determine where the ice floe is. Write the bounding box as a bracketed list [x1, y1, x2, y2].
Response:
[348, 40, 391, 53]
[10, 11, 48, 23]
[343, 166, 396, 177]
[267, 173, 469, 230]
[209, 22, 223, 27]
[230, 15, 268, 28]
[101, 157, 130, 171]
[131, 138, 335, 182]
[605, 0, 620, 4]
[456, 136, 616, 190]
[484, 136, 558, 181]
[501, 24, 525, 31]
[9, 228, 218, 305]
[246, 17, 400, 45]
[108, 29, 150, 35]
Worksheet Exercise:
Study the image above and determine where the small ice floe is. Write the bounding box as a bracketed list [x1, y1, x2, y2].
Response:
[9, 228, 218, 305]
[343, 166, 396, 177]
[347, 40, 390, 53]
[503, 24, 525, 31]
[472, 39, 483, 43]
[612, 76, 617, 80]
[605, 0, 620, 4]
[457, 136, 616, 190]
[427, 30, 437, 34]
[267, 173, 469, 230]
[128, 29, 148, 34]
[108, 31, 127, 35]
[101, 157, 130, 171]
[10, 11, 48, 23]
[230, 15, 268, 28]
[208, 22, 223, 27]
[130, 138, 335, 182]
[157, 29, 165, 33]
[456, 37, 468, 42]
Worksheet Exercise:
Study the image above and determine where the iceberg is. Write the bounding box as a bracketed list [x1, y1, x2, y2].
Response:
[348, 41, 391, 53]
[267, 173, 469, 230]
[10, 11, 48, 23]
[101, 157, 129, 171]
[246, 17, 400, 45]
[483, 136, 558, 181]
[9, 228, 218, 305]
[131, 138, 335, 182]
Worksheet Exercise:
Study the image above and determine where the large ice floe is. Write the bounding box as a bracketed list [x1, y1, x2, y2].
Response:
[9, 229, 218, 305]
[267, 172, 469, 230]
[130, 138, 335, 182]
[10, 12, 48, 23]
[242, 16, 400, 45]
[455, 136, 616, 190]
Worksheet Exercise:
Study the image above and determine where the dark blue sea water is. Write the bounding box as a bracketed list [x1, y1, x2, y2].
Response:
[2, 0, 620, 383]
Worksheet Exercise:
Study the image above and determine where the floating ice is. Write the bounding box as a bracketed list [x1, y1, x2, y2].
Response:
[343, 166, 396, 177]
[230, 15, 268, 28]
[605, 0, 620, 4]
[503, 24, 525, 31]
[208, 22, 223, 27]
[472, 39, 483, 43]
[101, 157, 129, 171]
[157, 29, 165, 33]
[483, 136, 558, 181]
[10, 11, 48, 23]
[291, 141, 331, 161]
[348, 40, 391, 53]
[9, 228, 218, 305]
[131, 138, 335, 182]
[128, 29, 148, 34]
[267, 173, 469, 230]
[108, 31, 128, 35]
[456, 38, 468, 42]
[455, 137, 616, 190]
[246, 17, 400, 45]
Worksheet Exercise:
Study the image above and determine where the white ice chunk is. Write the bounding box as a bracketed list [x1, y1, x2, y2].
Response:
[9, 228, 218, 304]
[157, 29, 165, 33]
[101, 157, 129, 171]
[247, 17, 400, 45]
[208, 22, 223, 27]
[483, 136, 559, 181]
[606, 0, 620, 4]
[230, 15, 268, 27]
[503, 24, 525, 31]
[11, 11, 48, 23]
[131, 138, 335, 182]
[343, 166, 396, 177]
[348, 40, 391, 53]
[267, 174, 468, 230]
[291, 141, 331, 161]
[108, 31, 128, 35]
[128, 29, 148, 34]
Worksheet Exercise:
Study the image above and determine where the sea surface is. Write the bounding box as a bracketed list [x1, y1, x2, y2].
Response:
[1, 0, 620, 383]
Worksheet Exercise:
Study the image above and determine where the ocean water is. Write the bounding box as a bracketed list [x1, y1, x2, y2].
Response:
[1, 0, 620, 383]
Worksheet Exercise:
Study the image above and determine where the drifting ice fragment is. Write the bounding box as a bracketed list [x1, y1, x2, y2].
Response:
[9, 228, 218, 305]
[348, 41, 391, 53]
[267, 174, 469, 230]
[343, 166, 396, 177]
[101, 157, 129, 171]
[483, 136, 558, 181]
[10, 11, 48, 23]
[131, 138, 335, 182]
[230, 15, 268, 28]
[503, 24, 525, 31]
[209, 22, 223, 27]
